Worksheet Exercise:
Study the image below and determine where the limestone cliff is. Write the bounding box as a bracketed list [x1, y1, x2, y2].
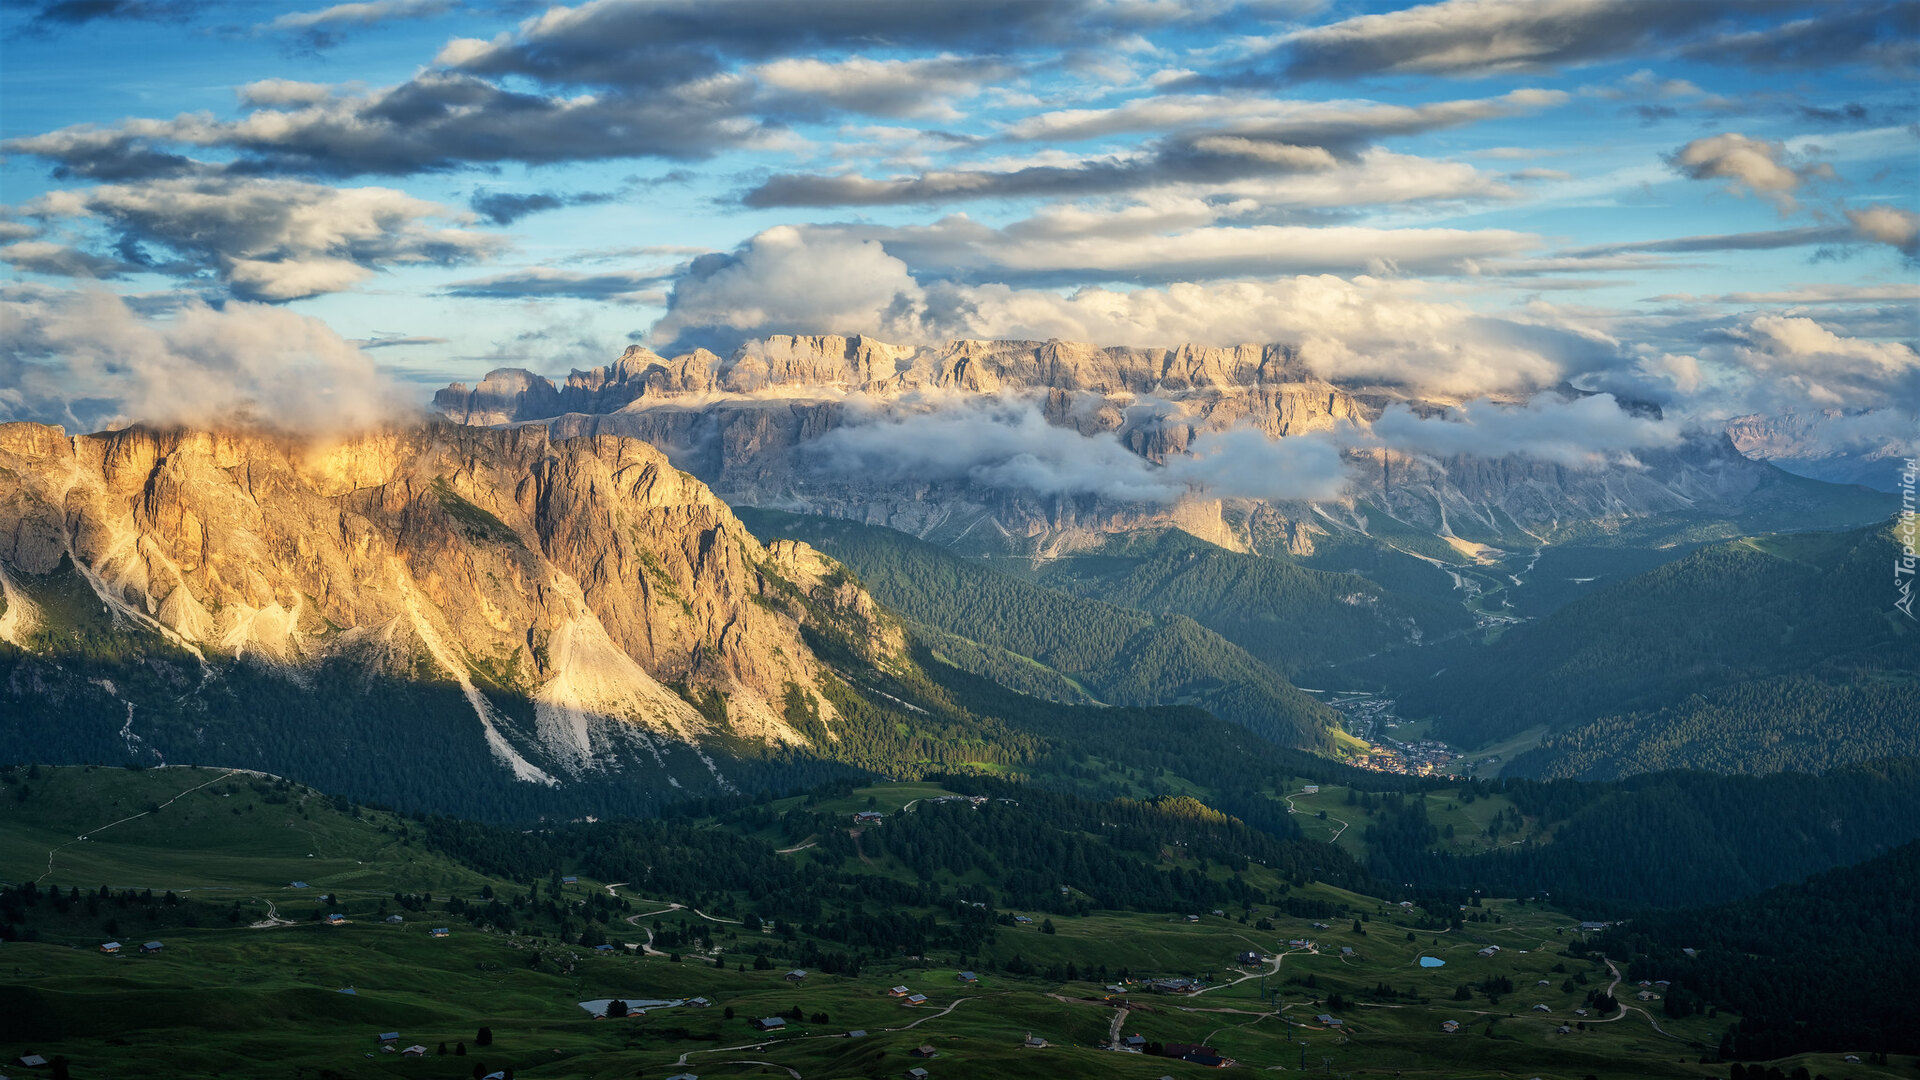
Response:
[0, 420, 901, 782]
[431, 334, 1832, 558]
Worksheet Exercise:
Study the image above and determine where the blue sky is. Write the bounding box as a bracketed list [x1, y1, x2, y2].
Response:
[0, 0, 1914, 438]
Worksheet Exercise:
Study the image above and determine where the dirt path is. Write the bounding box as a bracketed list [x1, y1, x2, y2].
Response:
[1591, 959, 1688, 1041]
[1107, 1004, 1129, 1048]
[775, 839, 817, 854]
[1192, 945, 1294, 996]
[1281, 789, 1351, 842]
[673, 992, 992, 1072]
[248, 898, 295, 929]
[41, 768, 243, 883]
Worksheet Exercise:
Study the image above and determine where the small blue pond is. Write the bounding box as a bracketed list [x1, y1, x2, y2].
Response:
[1418, 956, 1446, 968]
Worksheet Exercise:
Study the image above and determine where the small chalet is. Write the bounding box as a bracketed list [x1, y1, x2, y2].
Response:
[1441, 1020, 1460, 1033]
[594, 943, 616, 952]
[904, 1069, 929, 1080]
[376, 1032, 400, 1045]
[846, 1030, 867, 1038]
[889, 985, 911, 997]
[561, 876, 578, 884]
[385, 915, 405, 923]
[401, 1045, 427, 1057]
[140, 941, 163, 954]
[753, 1017, 786, 1031]
[1184, 914, 1201, 923]
[1578, 921, 1608, 932]
[1532, 1004, 1552, 1012]
[956, 971, 978, 983]
[785, 968, 808, 981]
[18, 1054, 49, 1068]
[686, 997, 713, 1008]
[1538, 979, 1552, 986]
[289, 881, 309, 889]
[910, 1044, 937, 1058]
[1339, 946, 1355, 956]
[1315, 1014, 1343, 1027]
[1012, 915, 1033, 924]
[906, 993, 929, 1005]
[1023, 1033, 1048, 1048]
[853, 811, 884, 824]
[1238, 951, 1263, 966]
[324, 913, 347, 925]
[430, 927, 451, 938]
[1302, 785, 1320, 794]
[99, 941, 121, 954]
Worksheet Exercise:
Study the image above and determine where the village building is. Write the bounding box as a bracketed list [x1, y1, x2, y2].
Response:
[785, 969, 807, 981]
[752, 1017, 786, 1031]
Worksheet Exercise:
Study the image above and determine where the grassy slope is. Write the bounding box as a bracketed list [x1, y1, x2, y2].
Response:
[6, 767, 1876, 1080]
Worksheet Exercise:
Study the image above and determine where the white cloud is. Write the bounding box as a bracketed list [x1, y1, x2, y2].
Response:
[805, 394, 1351, 502]
[1369, 392, 1683, 469]
[1846, 204, 1920, 256]
[1668, 132, 1833, 212]
[0, 286, 402, 435]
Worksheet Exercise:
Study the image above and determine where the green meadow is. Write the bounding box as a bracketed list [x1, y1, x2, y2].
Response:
[0, 767, 1902, 1080]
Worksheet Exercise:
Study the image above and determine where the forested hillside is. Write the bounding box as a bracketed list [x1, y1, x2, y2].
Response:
[1394, 523, 1916, 771]
[1365, 758, 1920, 909]
[735, 509, 1343, 748]
[1596, 840, 1920, 1058]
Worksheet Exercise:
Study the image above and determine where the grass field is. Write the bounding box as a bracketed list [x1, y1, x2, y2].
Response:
[0, 767, 1907, 1080]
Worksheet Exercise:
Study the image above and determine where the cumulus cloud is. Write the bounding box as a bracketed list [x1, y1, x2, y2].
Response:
[266, 0, 452, 31]
[0, 286, 402, 434]
[1668, 132, 1834, 212]
[24, 177, 500, 301]
[647, 227, 1624, 398]
[1370, 392, 1683, 469]
[805, 395, 1352, 503]
[1713, 313, 1920, 409]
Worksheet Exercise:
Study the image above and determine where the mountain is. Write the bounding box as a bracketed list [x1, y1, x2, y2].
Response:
[0, 420, 908, 812]
[1387, 522, 1919, 777]
[1725, 410, 1915, 492]
[433, 335, 1891, 562]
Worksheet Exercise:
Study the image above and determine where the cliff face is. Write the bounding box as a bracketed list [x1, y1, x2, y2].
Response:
[431, 334, 1818, 557]
[0, 420, 899, 781]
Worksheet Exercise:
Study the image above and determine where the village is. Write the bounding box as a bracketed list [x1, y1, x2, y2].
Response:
[1319, 693, 1464, 777]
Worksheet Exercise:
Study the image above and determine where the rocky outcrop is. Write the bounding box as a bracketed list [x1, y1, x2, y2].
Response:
[0, 420, 892, 778]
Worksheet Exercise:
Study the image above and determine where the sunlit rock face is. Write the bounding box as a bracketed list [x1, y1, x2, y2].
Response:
[0, 420, 902, 778]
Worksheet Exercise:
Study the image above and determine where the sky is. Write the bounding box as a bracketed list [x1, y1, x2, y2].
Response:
[0, 0, 1915, 448]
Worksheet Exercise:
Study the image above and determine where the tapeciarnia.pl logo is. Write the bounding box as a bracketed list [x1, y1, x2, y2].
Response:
[1898, 457, 1916, 620]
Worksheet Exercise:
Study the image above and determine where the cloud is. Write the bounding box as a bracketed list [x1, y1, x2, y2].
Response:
[743, 89, 1565, 208]
[0, 241, 133, 279]
[24, 177, 501, 301]
[5, 72, 765, 179]
[0, 286, 402, 435]
[353, 333, 450, 349]
[1668, 132, 1833, 211]
[1212, 0, 1906, 84]
[1846, 205, 1920, 256]
[647, 228, 1622, 398]
[1712, 313, 1920, 409]
[1369, 392, 1682, 469]
[437, 0, 1175, 90]
[267, 0, 453, 31]
[753, 56, 1008, 120]
[442, 267, 672, 303]
[805, 395, 1352, 503]
[470, 188, 618, 225]
[27, 0, 192, 28]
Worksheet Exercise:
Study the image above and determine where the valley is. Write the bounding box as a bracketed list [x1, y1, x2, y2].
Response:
[6, 766, 1907, 1080]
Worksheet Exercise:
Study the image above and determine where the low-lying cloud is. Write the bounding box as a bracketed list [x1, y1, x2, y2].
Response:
[0, 286, 403, 434]
[1370, 393, 1684, 469]
[804, 395, 1352, 503]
